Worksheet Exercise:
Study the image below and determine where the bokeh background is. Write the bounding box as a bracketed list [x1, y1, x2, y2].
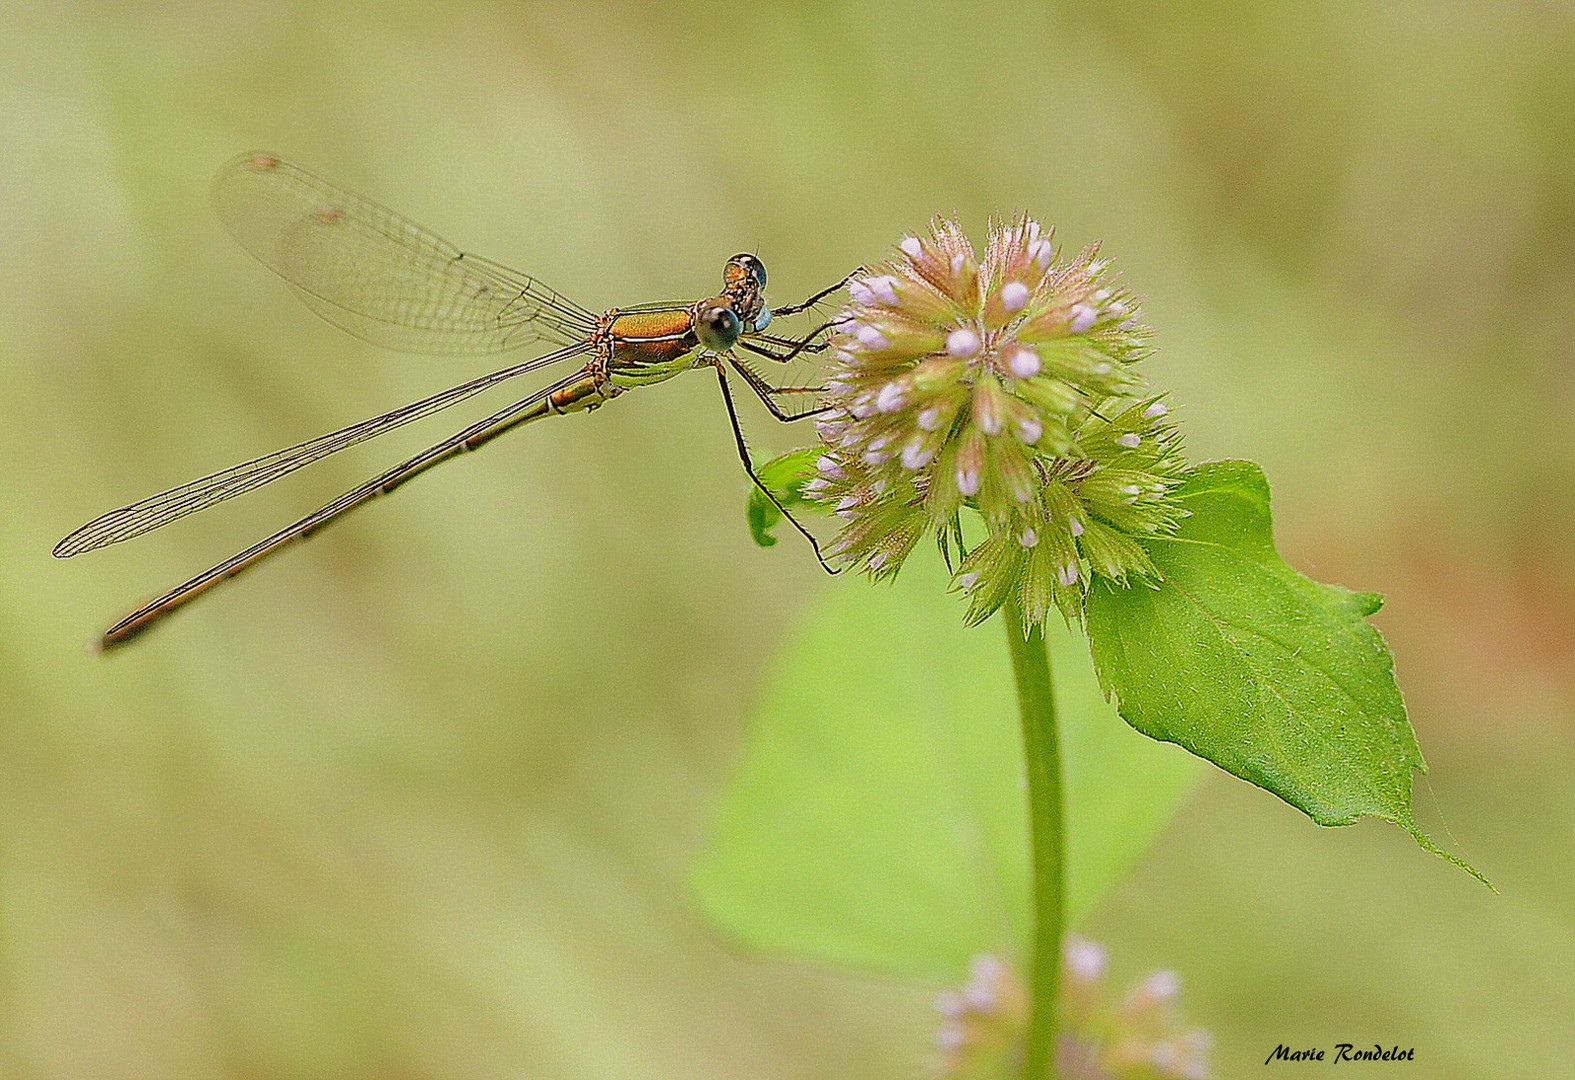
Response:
[3, 1, 1572, 1077]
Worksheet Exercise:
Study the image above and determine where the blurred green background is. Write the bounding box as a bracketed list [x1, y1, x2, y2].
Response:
[3, 0, 1572, 1076]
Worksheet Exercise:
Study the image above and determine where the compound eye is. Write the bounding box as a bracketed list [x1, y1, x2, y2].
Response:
[696, 304, 742, 351]
[727, 253, 768, 289]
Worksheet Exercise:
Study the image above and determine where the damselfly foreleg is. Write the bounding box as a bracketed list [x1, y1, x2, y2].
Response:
[740, 320, 847, 364]
[739, 266, 861, 364]
[768, 266, 863, 318]
[725, 355, 829, 423]
[708, 363, 839, 575]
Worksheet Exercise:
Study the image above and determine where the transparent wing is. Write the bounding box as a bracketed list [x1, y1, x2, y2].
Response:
[94, 365, 594, 650]
[213, 152, 600, 353]
[54, 341, 592, 556]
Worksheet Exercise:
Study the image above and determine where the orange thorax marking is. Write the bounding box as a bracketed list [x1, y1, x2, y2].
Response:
[605, 307, 700, 368]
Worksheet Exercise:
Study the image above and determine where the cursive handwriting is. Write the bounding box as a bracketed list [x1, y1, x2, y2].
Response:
[1266, 1043, 1415, 1064]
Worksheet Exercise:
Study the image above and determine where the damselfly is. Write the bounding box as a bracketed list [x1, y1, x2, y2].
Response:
[56, 153, 851, 650]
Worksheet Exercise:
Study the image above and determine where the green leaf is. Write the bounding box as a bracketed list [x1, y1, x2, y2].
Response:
[1086, 460, 1489, 885]
[745, 448, 820, 547]
[694, 549, 1202, 979]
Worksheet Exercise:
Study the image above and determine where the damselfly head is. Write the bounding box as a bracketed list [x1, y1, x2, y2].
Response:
[720, 254, 769, 334]
[725, 253, 767, 290]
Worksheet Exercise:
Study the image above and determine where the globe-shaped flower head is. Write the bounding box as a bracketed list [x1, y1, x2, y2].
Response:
[806, 215, 1187, 627]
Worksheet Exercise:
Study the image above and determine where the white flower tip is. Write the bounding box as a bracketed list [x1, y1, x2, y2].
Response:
[916, 405, 943, 431]
[1142, 401, 1169, 419]
[1006, 345, 1041, 378]
[1065, 938, 1106, 980]
[957, 570, 980, 590]
[968, 954, 1005, 981]
[955, 466, 980, 496]
[935, 1024, 966, 1053]
[1029, 237, 1053, 269]
[875, 381, 907, 413]
[855, 325, 890, 350]
[1059, 561, 1079, 585]
[846, 279, 873, 306]
[1144, 970, 1181, 1002]
[901, 441, 934, 469]
[935, 990, 966, 1020]
[1116, 432, 1141, 448]
[949, 252, 967, 276]
[1068, 514, 1084, 537]
[1000, 281, 1029, 313]
[899, 235, 923, 258]
[1018, 527, 1039, 548]
[870, 274, 900, 306]
[946, 327, 981, 358]
[816, 455, 844, 479]
[962, 981, 997, 1012]
[1016, 417, 1042, 445]
[1068, 302, 1098, 333]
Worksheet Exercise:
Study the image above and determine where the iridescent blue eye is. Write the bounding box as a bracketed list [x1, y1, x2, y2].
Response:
[753, 307, 772, 332]
[696, 304, 742, 351]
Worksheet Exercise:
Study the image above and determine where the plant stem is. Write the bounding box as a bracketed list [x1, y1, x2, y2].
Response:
[1004, 598, 1063, 1080]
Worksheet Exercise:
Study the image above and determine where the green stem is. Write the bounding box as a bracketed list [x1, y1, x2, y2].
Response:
[1004, 598, 1063, 1080]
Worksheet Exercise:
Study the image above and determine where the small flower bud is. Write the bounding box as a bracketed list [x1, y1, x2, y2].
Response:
[932, 946, 1211, 1080]
[901, 437, 935, 470]
[954, 431, 985, 497]
[875, 380, 908, 413]
[1004, 344, 1041, 378]
[971, 374, 1009, 436]
[947, 327, 981, 358]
